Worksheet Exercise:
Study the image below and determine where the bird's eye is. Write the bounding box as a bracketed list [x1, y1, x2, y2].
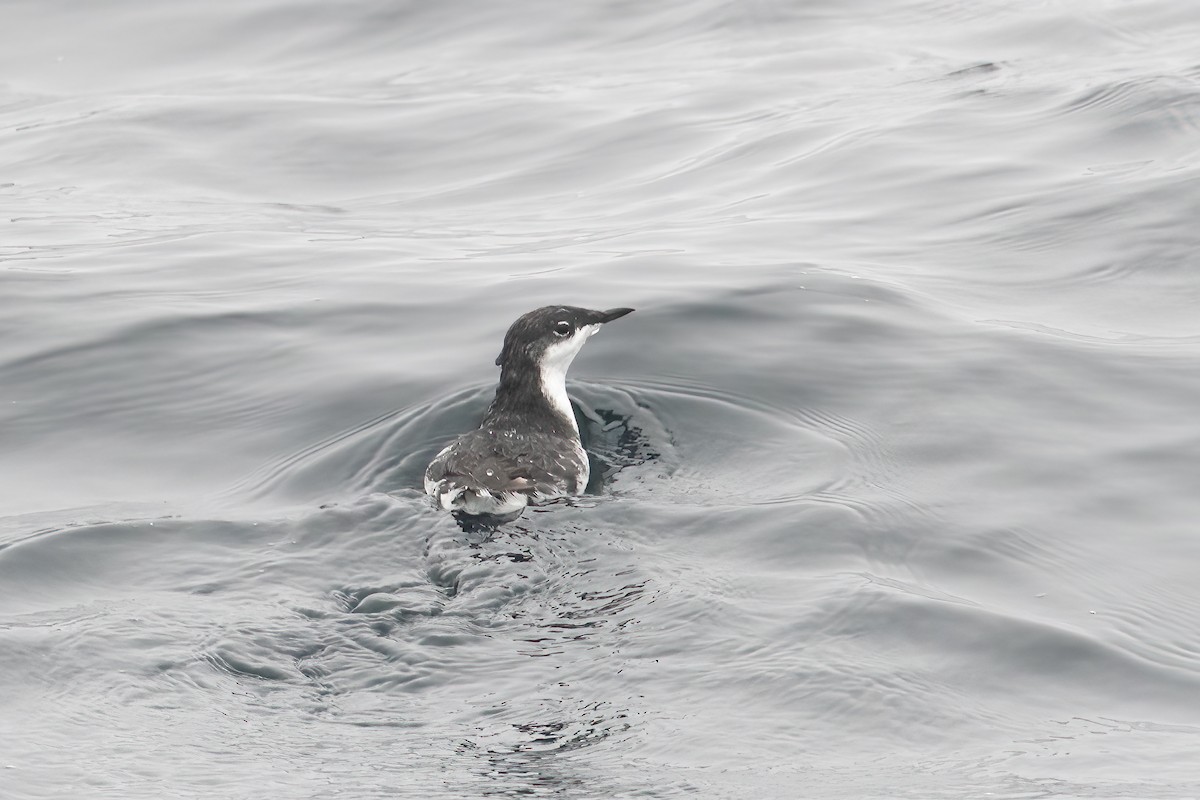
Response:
[553, 321, 572, 337]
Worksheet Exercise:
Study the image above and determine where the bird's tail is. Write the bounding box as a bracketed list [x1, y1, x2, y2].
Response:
[433, 481, 472, 511]
[431, 479, 529, 516]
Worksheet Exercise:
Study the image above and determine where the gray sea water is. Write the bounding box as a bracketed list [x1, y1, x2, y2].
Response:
[4, 1, 1200, 797]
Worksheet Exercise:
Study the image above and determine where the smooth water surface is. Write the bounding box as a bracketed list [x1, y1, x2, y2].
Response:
[3, 1, 1200, 797]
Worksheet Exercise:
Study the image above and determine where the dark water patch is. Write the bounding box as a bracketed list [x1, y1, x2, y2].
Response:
[944, 61, 1002, 80]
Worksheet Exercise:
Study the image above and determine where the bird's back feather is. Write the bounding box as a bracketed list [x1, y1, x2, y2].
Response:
[423, 426, 589, 514]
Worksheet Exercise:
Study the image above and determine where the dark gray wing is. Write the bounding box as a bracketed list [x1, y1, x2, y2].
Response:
[425, 428, 586, 496]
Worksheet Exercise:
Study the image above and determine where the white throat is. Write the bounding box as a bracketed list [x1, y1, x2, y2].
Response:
[537, 324, 600, 434]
